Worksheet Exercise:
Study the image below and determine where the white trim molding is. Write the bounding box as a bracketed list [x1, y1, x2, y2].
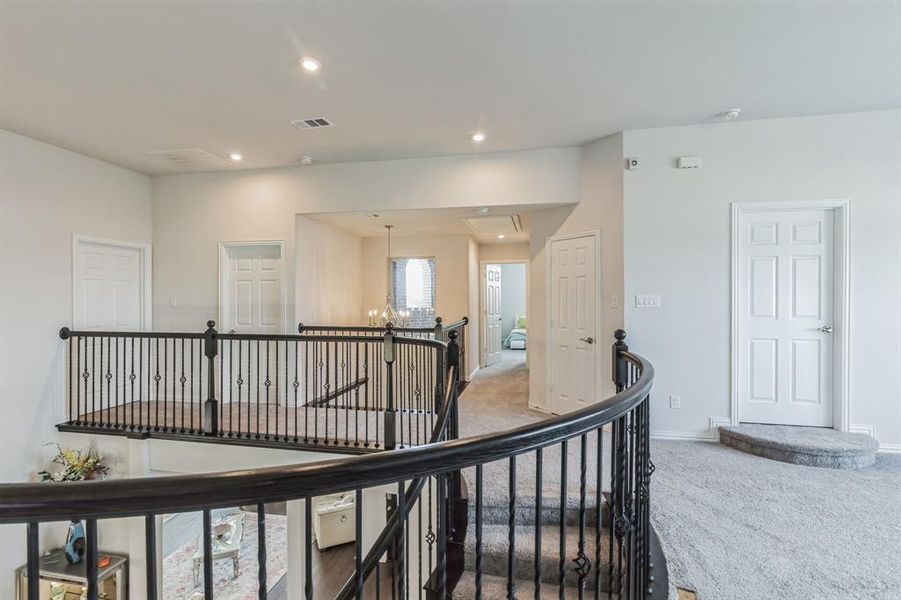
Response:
[72, 235, 153, 330]
[652, 417, 731, 442]
[730, 199, 851, 431]
[848, 424, 875, 438]
[218, 240, 289, 334]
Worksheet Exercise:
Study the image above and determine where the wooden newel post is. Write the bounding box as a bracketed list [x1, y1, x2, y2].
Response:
[383, 322, 396, 450]
[612, 329, 628, 392]
[203, 320, 219, 436]
[447, 329, 460, 370]
[433, 316, 444, 341]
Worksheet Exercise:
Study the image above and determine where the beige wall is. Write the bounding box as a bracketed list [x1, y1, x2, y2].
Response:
[467, 238, 480, 376]
[361, 234, 479, 373]
[478, 242, 530, 261]
[151, 147, 580, 331]
[0, 130, 153, 596]
[529, 133, 625, 409]
[296, 216, 363, 326]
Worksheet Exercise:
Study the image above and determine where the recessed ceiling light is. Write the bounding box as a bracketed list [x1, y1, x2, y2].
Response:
[471, 132, 487, 143]
[720, 108, 742, 121]
[478, 207, 490, 215]
[299, 156, 314, 165]
[300, 57, 322, 72]
[228, 152, 243, 161]
[497, 234, 505, 239]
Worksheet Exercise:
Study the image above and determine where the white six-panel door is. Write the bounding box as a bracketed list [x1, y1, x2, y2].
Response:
[549, 234, 597, 414]
[222, 243, 285, 334]
[74, 239, 145, 330]
[738, 209, 834, 426]
[484, 264, 503, 367]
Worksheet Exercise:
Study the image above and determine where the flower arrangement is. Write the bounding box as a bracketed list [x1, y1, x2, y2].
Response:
[39, 444, 109, 482]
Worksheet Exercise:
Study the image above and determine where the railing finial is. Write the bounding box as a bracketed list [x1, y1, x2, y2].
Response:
[59, 327, 71, 340]
[297, 322, 305, 334]
[615, 329, 626, 343]
[206, 320, 216, 330]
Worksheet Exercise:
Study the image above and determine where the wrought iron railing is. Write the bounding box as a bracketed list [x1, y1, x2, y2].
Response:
[58, 319, 465, 451]
[3, 329, 660, 600]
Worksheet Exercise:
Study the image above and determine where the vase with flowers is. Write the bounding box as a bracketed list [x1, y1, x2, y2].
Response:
[39, 444, 109, 564]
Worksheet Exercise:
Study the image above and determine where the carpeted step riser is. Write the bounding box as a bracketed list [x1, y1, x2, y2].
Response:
[463, 551, 616, 589]
[470, 503, 608, 528]
[452, 571, 611, 599]
[463, 525, 613, 589]
[718, 424, 878, 470]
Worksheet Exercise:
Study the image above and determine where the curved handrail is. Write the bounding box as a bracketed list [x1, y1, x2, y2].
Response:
[0, 353, 651, 523]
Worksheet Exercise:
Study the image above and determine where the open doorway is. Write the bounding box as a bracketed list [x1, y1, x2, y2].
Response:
[481, 260, 528, 370]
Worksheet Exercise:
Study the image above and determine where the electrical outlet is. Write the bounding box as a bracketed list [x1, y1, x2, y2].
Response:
[669, 394, 681, 409]
[611, 294, 621, 309]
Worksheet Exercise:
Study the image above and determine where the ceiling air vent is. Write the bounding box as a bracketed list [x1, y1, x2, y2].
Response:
[290, 117, 334, 129]
[145, 148, 228, 170]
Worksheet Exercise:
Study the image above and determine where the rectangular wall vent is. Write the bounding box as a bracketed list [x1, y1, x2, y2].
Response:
[290, 117, 334, 129]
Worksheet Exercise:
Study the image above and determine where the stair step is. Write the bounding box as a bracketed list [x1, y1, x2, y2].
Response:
[463, 524, 615, 588]
[719, 424, 879, 469]
[453, 570, 613, 599]
[469, 501, 609, 528]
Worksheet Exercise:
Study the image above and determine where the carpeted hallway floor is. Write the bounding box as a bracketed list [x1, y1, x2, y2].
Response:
[458, 352, 901, 600]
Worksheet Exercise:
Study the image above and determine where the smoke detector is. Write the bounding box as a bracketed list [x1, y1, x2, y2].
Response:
[720, 108, 742, 121]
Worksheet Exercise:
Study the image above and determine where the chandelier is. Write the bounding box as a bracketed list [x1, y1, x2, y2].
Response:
[367, 224, 410, 327]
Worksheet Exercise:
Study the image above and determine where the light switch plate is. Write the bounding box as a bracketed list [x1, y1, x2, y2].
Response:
[610, 294, 621, 309]
[635, 294, 661, 308]
[669, 395, 681, 409]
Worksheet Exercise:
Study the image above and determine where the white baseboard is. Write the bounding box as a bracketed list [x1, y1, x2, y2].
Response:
[651, 430, 717, 442]
[651, 416, 730, 442]
[468, 366, 480, 381]
[878, 444, 901, 454]
[849, 424, 876, 438]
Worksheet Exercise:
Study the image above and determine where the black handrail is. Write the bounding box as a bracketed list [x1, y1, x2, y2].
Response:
[9, 328, 658, 600]
[0, 355, 650, 522]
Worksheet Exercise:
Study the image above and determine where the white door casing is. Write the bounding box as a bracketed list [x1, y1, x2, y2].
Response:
[484, 264, 503, 367]
[73, 237, 151, 330]
[219, 242, 287, 334]
[737, 208, 835, 426]
[548, 233, 598, 414]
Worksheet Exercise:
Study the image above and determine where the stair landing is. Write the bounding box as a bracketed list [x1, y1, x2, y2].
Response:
[719, 424, 878, 469]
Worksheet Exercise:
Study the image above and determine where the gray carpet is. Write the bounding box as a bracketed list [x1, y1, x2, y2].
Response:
[719, 423, 879, 469]
[458, 353, 901, 600]
[650, 440, 901, 600]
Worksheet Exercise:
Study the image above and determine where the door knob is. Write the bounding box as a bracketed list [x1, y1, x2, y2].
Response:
[579, 337, 594, 344]
[817, 325, 833, 334]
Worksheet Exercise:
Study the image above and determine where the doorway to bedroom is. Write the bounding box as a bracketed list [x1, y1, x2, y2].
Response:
[481, 260, 528, 371]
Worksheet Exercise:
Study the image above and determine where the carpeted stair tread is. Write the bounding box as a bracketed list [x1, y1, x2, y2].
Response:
[453, 571, 611, 599]
[469, 501, 609, 528]
[719, 424, 878, 469]
[464, 523, 613, 587]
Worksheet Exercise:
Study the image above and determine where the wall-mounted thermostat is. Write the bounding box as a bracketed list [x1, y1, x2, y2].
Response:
[625, 157, 640, 170]
[677, 156, 702, 169]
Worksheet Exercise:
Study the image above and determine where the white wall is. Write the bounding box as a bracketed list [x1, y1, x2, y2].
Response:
[0, 130, 152, 597]
[295, 216, 363, 326]
[623, 110, 901, 447]
[152, 148, 580, 332]
[499, 263, 527, 339]
[530, 133, 626, 409]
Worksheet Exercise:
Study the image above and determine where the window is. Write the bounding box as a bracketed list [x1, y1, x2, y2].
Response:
[390, 257, 436, 327]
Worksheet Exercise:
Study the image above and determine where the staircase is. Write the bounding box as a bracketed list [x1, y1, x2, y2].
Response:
[451, 485, 619, 598]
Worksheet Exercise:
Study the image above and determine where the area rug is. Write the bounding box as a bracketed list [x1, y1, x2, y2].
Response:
[163, 512, 287, 600]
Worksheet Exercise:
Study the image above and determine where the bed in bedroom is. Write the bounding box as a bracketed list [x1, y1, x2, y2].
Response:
[503, 315, 527, 350]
